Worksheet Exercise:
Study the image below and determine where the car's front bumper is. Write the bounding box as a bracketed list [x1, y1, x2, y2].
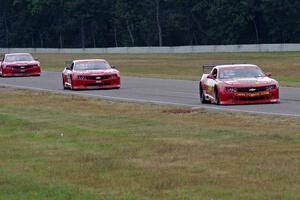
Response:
[219, 89, 280, 105]
[71, 77, 121, 90]
[2, 67, 41, 77]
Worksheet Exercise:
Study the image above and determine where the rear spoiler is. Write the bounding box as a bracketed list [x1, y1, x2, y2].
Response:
[203, 64, 236, 73]
[202, 64, 216, 73]
[65, 61, 72, 68]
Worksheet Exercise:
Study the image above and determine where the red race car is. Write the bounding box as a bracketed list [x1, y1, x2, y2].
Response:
[199, 64, 280, 105]
[0, 53, 41, 77]
[62, 59, 121, 90]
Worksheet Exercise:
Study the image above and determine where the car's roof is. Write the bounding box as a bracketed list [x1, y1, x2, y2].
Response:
[5, 53, 32, 56]
[73, 59, 107, 64]
[215, 64, 258, 69]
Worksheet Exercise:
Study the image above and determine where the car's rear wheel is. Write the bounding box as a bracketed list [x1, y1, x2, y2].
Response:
[199, 83, 208, 104]
[214, 88, 220, 105]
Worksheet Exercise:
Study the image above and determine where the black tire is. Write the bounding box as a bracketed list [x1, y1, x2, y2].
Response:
[199, 83, 208, 104]
[214, 87, 220, 105]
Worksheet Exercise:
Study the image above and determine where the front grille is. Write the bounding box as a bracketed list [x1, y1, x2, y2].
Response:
[85, 82, 111, 86]
[10, 65, 36, 69]
[15, 70, 32, 73]
[78, 75, 116, 80]
[237, 86, 267, 93]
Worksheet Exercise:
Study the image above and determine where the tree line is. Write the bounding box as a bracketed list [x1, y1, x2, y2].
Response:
[0, 0, 299, 48]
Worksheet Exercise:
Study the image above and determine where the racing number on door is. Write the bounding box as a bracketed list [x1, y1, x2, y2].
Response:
[66, 73, 72, 84]
[207, 79, 215, 95]
[207, 68, 217, 95]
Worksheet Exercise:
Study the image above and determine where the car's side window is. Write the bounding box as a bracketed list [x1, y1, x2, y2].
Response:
[70, 63, 74, 70]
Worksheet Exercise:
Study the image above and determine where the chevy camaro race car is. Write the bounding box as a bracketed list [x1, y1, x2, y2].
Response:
[0, 53, 41, 77]
[199, 64, 280, 105]
[62, 59, 120, 90]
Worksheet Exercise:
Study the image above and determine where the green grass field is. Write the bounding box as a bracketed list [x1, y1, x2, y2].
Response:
[1, 88, 300, 199]
[35, 52, 300, 87]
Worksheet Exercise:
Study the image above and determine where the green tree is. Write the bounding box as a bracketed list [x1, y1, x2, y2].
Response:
[0, 0, 299, 48]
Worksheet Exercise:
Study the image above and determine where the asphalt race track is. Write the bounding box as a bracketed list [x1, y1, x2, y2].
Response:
[1, 71, 300, 117]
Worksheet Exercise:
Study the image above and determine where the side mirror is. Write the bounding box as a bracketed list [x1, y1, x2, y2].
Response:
[207, 74, 215, 79]
[111, 65, 116, 69]
[265, 72, 272, 77]
[34, 58, 39, 61]
[66, 67, 72, 71]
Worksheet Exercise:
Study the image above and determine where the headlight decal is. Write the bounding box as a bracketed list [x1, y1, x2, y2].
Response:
[226, 87, 237, 93]
[266, 85, 276, 90]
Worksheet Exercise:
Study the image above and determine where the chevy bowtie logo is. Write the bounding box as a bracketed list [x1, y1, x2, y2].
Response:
[20, 66, 25, 69]
[96, 77, 101, 80]
[249, 88, 256, 92]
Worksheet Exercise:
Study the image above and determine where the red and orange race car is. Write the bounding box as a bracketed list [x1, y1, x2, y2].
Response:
[62, 59, 120, 90]
[0, 53, 41, 77]
[199, 64, 280, 105]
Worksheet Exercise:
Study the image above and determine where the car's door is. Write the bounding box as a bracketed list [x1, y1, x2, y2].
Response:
[206, 68, 218, 97]
[65, 62, 74, 84]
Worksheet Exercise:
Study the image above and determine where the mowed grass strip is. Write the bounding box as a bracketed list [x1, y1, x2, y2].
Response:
[0, 88, 300, 199]
[35, 52, 300, 87]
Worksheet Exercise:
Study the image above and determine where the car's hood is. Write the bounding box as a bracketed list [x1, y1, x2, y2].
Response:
[222, 77, 277, 87]
[4, 61, 39, 65]
[74, 69, 119, 75]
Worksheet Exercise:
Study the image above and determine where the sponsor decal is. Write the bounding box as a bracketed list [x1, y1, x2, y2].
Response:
[235, 91, 270, 97]
[207, 86, 213, 94]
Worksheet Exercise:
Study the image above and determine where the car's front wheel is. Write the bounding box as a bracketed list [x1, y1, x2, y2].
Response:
[199, 83, 208, 104]
[214, 88, 220, 105]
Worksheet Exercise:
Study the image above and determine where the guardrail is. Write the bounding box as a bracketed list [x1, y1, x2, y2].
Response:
[1, 43, 300, 54]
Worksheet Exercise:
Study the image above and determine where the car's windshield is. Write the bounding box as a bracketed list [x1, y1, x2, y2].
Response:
[5, 54, 34, 62]
[74, 61, 110, 70]
[219, 67, 265, 79]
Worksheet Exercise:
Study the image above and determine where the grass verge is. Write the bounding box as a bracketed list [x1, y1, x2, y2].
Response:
[35, 52, 300, 87]
[0, 88, 300, 199]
